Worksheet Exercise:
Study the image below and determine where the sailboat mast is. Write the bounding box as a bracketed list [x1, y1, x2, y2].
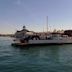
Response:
[47, 16, 48, 33]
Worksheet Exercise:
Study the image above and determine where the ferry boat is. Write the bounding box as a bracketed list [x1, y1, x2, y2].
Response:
[12, 32, 72, 47]
[11, 17, 72, 47]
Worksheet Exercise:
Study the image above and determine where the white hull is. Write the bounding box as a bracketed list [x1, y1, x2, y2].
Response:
[29, 39, 72, 44]
[12, 36, 72, 47]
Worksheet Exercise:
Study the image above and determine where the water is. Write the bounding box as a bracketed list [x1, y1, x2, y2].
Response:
[0, 37, 72, 72]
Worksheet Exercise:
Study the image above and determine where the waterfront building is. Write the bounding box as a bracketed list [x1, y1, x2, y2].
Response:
[15, 26, 34, 38]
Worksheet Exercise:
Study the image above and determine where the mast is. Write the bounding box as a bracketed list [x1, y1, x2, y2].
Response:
[46, 16, 48, 33]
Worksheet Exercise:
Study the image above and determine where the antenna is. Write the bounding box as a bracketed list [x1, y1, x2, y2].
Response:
[46, 16, 48, 33]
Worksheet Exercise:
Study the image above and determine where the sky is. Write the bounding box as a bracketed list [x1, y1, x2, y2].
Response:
[0, 0, 72, 34]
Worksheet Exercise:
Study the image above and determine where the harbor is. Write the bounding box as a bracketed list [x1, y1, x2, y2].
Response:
[1, 0, 72, 72]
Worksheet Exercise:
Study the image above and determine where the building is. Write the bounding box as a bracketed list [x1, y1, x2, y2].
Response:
[64, 30, 72, 37]
[15, 26, 34, 38]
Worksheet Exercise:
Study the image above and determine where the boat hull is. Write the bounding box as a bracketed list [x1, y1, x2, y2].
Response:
[11, 39, 72, 47]
[11, 43, 72, 47]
